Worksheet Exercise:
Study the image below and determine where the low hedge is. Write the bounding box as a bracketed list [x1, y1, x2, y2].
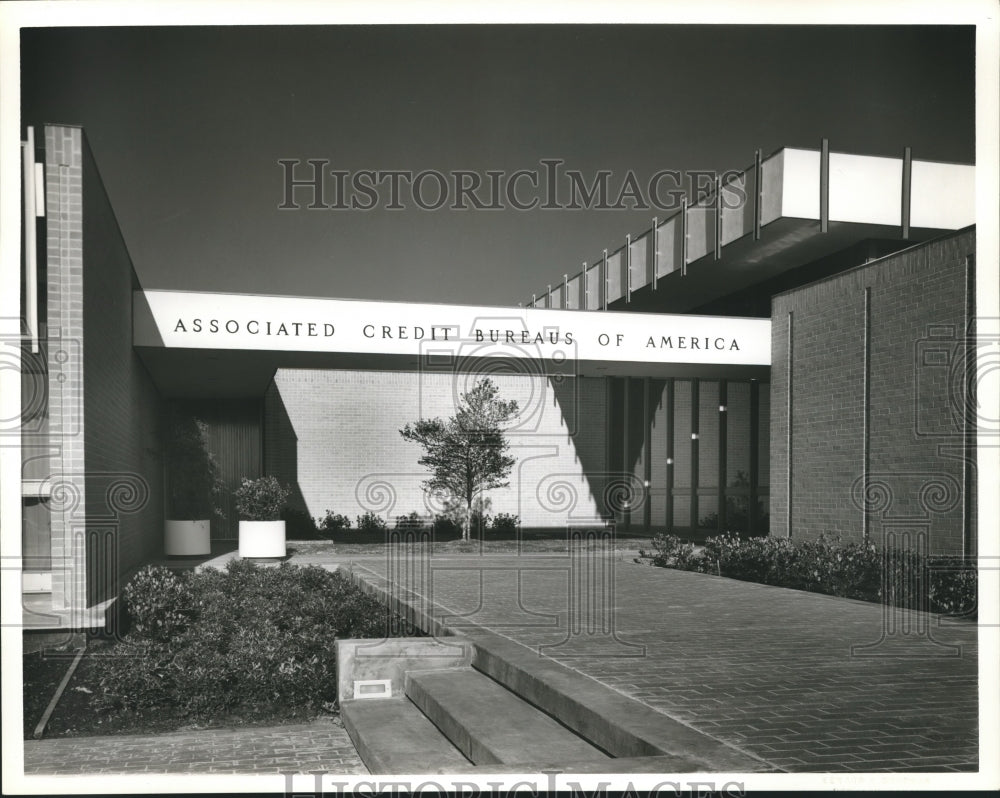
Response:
[96, 560, 417, 721]
[638, 532, 977, 617]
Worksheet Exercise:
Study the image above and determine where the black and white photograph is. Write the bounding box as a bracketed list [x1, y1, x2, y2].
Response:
[1, 1, 997, 795]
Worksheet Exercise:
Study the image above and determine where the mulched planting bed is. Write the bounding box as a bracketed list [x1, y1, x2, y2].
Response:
[22, 648, 78, 738]
[24, 560, 419, 739]
[26, 638, 326, 739]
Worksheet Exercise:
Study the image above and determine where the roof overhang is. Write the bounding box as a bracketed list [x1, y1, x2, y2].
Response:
[532, 147, 975, 312]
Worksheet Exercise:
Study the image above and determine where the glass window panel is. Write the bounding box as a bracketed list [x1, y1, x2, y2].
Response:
[726, 382, 752, 488]
[698, 495, 719, 529]
[672, 495, 690, 528]
[698, 381, 719, 489]
[673, 381, 691, 488]
[22, 497, 51, 571]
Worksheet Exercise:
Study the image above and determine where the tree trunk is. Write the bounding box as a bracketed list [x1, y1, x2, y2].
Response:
[463, 496, 471, 541]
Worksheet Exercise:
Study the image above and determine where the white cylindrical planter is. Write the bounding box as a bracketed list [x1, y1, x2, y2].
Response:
[165, 519, 211, 557]
[239, 520, 287, 558]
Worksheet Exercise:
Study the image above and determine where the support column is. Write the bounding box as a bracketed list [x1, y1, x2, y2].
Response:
[643, 377, 651, 533]
[666, 379, 675, 533]
[749, 380, 760, 537]
[690, 379, 700, 529]
[718, 380, 728, 533]
[622, 377, 631, 532]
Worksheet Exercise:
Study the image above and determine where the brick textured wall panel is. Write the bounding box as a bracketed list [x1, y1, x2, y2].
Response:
[264, 370, 608, 528]
[44, 125, 87, 611]
[79, 131, 165, 603]
[771, 229, 975, 555]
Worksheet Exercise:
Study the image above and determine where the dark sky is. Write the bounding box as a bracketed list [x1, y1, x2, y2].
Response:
[20, 24, 975, 306]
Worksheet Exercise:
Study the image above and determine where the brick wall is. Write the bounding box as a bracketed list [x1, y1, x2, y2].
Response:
[771, 228, 976, 555]
[264, 369, 608, 527]
[79, 130, 165, 603]
[44, 125, 86, 611]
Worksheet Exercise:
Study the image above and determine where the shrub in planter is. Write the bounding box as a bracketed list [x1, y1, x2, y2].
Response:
[165, 414, 225, 521]
[163, 412, 225, 556]
[235, 476, 291, 558]
[234, 476, 290, 521]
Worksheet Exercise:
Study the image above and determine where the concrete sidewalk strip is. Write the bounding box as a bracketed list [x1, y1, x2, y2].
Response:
[23, 719, 369, 775]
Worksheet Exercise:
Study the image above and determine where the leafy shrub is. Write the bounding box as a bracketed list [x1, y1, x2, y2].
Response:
[394, 511, 428, 530]
[640, 532, 976, 616]
[98, 561, 417, 720]
[928, 558, 978, 617]
[234, 476, 290, 521]
[433, 514, 462, 540]
[316, 510, 352, 536]
[165, 412, 226, 521]
[638, 533, 698, 570]
[696, 471, 769, 536]
[356, 511, 388, 532]
[123, 565, 192, 642]
[490, 513, 520, 535]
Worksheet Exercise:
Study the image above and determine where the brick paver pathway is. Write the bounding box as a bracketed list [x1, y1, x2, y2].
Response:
[317, 548, 978, 774]
[23, 718, 368, 775]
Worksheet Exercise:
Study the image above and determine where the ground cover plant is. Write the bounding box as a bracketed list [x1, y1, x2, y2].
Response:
[28, 559, 418, 738]
[638, 532, 977, 617]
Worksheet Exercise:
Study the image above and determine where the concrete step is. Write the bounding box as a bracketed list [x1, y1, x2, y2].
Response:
[340, 569, 777, 773]
[470, 631, 776, 772]
[406, 667, 611, 766]
[340, 697, 471, 774]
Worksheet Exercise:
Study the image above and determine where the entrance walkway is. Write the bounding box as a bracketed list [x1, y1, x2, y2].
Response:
[307, 547, 978, 773]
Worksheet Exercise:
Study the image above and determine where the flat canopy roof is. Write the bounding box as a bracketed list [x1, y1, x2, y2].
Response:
[528, 147, 975, 312]
[134, 290, 771, 397]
